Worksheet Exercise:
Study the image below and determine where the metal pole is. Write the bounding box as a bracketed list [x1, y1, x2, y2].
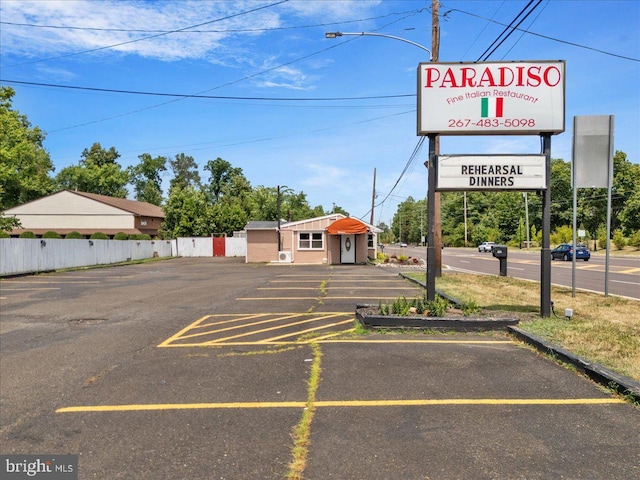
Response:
[572, 177, 577, 297]
[524, 192, 530, 248]
[426, 134, 437, 301]
[605, 116, 615, 296]
[540, 134, 552, 317]
[464, 192, 468, 247]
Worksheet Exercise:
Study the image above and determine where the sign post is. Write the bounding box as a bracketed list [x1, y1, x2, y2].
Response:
[417, 60, 565, 316]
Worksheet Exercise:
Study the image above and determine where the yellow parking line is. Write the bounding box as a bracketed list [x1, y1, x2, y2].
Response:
[0, 287, 60, 291]
[0, 280, 101, 284]
[618, 267, 640, 274]
[237, 297, 319, 300]
[259, 318, 354, 343]
[317, 339, 514, 344]
[202, 314, 350, 345]
[257, 287, 320, 290]
[177, 313, 302, 341]
[57, 397, 624, 413]
[158, 315, 212, 347]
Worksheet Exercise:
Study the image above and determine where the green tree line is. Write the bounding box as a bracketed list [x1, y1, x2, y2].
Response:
[1, 87, 342, 237]
[389, 153, 640, 249]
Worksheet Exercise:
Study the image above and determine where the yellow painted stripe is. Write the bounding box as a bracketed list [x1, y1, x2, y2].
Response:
[237, 297, 319, 300]
[202, 314, 350, 344]
[160, 338, 512, 348]
[259, 318, 354, 342]
[178, 313, 300, 341]
[237, 297, 414, 301]
[0, 280, 101, 284]
[157, 314, 213, 347]
[257, 287, 320, 290]
[618, 267, 640, 274]
[57, 397, 624, 413]
[314, 398, 626, 407]
[316, 339, 514, 344]
[0, 287, 60, 291]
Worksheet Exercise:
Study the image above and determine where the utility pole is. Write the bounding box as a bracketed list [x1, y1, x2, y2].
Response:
[432, 0, 442, 274]
[370, 168, 376, 226]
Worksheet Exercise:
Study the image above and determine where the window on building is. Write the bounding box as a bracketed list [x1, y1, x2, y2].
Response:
[299, 232, 324, 250]
[368, 234, 374, 248]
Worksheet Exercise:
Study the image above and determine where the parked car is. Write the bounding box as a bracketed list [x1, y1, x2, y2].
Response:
[551, 243, 591, 261]
[478, 242, 495, 252]
[399, 242, 408, 247]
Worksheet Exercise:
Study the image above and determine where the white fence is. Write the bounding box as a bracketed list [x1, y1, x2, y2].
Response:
[172, 237, 246, 258]
[0, 238, 174, 276]
[1, 236, 248, 276]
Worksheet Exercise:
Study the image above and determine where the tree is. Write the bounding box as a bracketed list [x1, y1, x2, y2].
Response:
[0, 86, 55, 210]
[204, 158, 245, 203]
[161, 185, 213, 238]
[129, 153, 167, 205]
[169, 153, 200, 192]
[56, 142, 129, 197]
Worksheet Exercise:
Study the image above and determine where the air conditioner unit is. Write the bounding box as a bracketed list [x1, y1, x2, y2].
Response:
[278, 251, 292, 263]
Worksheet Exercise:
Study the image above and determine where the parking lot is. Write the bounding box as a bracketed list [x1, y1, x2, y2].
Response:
[1, 258, 639, 479]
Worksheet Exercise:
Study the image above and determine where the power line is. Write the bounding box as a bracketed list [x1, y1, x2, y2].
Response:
[359, 137, 426, 220]
[451, 6, 639, 62]
[0, 79, 414, 102]
[476, 0, 542, 61]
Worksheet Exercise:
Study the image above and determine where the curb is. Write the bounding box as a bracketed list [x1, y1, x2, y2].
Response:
[508, 326, 640, 403]
[399, 272, 640, 403]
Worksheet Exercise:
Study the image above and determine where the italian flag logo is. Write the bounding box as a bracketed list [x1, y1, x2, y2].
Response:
[481, 97, 504, 118]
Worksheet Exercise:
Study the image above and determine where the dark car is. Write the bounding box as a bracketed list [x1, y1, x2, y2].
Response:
[551, 243, 591, 261]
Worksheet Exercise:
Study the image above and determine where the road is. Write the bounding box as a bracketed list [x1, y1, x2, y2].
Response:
[386, 245, 640, 300]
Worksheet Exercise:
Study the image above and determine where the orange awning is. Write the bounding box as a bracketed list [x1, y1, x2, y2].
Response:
[326, 217, 369, 235]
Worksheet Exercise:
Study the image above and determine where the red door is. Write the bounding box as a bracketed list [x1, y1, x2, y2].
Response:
[213, 237, 225, 257]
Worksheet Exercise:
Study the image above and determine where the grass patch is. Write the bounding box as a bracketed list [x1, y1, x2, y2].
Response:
[420, 272, 640, 381]
[286, 342, 322, 480]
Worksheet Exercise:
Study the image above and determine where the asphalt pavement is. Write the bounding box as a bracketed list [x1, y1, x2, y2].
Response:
[1, 258, 638, 479]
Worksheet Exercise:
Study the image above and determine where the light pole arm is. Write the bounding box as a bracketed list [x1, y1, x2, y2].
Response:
[325, 31, 433, 61]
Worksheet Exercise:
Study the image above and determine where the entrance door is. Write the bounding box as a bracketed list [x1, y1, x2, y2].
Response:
[341, 234, 355, 264]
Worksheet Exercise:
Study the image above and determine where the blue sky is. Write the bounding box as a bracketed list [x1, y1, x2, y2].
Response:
[1, 0, 638, 225]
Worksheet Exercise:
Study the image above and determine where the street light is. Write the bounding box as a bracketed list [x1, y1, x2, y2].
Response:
[325, 32, 433, 61]
[326, 29, 439, 299]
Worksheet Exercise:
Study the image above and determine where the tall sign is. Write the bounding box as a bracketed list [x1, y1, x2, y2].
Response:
[418, 61, 566, 135]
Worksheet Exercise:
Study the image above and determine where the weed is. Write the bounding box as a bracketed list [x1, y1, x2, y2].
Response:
[461, 299, 480, 316]
[427, 296, 449, 317]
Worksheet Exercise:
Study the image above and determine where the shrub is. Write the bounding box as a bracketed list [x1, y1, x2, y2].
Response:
[65, 231, 84, 239]
[113, 232, 129, 240]
[19, 231, 36, 238]
[0, 231, 9, 238]
[629, 230, 640, 250]
[612, 229, 627, 250]
[90, 232, 109, 240]
[129, 233, 151, 240]
[42, 231, 62, 239]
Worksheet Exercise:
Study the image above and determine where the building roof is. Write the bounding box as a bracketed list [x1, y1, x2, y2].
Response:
[245, 221, 280, 230]
[70, 191, 164, 218]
